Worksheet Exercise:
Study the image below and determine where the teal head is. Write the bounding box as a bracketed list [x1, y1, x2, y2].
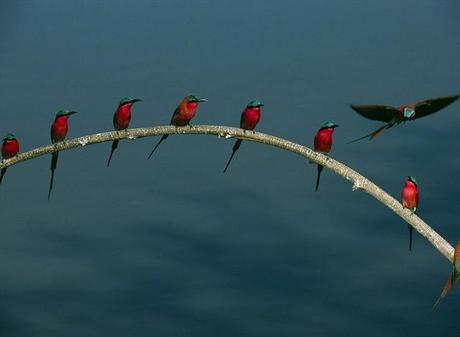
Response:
[402, 106, 415, 119]
[186, 95, 208, 103]
[320, 121, 339, 129]
[3, 133, 16, 141]
[407, 176, 417, 186]
[56, 110, 77, 117]
[119, 97, 142, 106]
[246, 100, 264, 108]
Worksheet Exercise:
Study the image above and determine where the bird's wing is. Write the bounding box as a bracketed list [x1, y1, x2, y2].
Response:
[239, 109, 246, 128]
[413, 94, 460, 120]
[170, 107, 180, 125]
[349, 104, 399, 122]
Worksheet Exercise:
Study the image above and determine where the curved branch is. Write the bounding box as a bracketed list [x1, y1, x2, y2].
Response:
[0, 124, 454, 263]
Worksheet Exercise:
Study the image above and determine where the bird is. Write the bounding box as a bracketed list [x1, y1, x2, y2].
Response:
[107, 97, 142, 167]
[147, 95, 207, 159]
[48, 110, 77, 200]
[313, 122, 339, 191]
[401, 176, 419, 251]
[0, 133, 20, 184]
[348, 93, 460, 143]
[223, 100, 264, 173]
[433, 241, 460, 309]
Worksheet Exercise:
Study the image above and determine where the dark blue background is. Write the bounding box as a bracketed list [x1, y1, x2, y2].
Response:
[1, 1, 459, 336]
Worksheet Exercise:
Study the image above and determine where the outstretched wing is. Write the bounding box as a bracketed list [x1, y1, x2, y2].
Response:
[413, 94, 460, 120]
[349, 104, 399, 123]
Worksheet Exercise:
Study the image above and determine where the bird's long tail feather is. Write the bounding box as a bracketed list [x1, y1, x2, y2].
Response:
[223, 139, 243, 173]
[147, 135, 168, 160]
[348, 124, 390, 144]
[48, 152, 59, 200]
[0, 168, 7, 184]
[408, 225, 413, 251]
[107, 140, 119, 167]
[433, 271, 459, 310]
[315, 164, 323, 192]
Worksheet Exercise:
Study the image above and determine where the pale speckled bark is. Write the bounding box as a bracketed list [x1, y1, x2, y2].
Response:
[0, 124, 454, 263]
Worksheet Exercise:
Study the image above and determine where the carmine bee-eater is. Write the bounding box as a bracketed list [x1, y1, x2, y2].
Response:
[401, 176, 419, 251]
[0, 133, 20, 184]
[349, 93, 460, 142]
[223, 100, 264, 173]
[147, 95, 207, 159]
[107, 97, 142, 167]
[313, 122, 339, 191]
[48, 110, 77, 200]
[433, 241, 460, 309]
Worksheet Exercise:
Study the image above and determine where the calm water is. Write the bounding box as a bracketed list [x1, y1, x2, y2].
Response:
[1, 1, 460, 336]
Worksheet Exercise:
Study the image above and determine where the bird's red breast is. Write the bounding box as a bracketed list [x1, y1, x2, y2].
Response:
[401, 181, 418, 211]
[51, 116, 70, 143]
[2, 139, 19, 159]
[240, 107, 261, 130]
[171, 99, 199, 126]
[314, 128, 335, 153]
[113, 103, 133, 130]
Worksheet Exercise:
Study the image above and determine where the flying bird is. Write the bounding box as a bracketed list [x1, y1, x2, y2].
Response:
[107, 97, 142, 167]
[433, 241, 460, 309]
[223, 100, 264, 173]
[0, 133, 20, 184]
[48, 110, 77, 200]
[313, 122, 339, 191]
[147, 95, 207, 159]
[349, 93, 460, 143]
[401, 176, 419, 251]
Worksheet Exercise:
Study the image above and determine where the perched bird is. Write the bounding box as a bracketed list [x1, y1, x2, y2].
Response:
[0, 133, 20, 184]
[349, 93, 460, 142]
[433, 241, 460, 309]
[107, 97, 142, 167]
[147, 95, 207, 159]
[401, 176, 419, 251]
[48, 110, 77, 200]
[313, 122, 339, 191]
[223, 100, 264, 173]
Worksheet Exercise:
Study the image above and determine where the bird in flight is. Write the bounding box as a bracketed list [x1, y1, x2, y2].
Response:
[348, 93, 460, 143]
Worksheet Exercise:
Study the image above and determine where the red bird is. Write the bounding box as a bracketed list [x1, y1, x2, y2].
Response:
[0, 133, 20, 184]
[433, 241, 460, 309]
[401, 176, 419, 251]
[313, 122, 339, 191]
[107, 97, 142, 167]
[48, 110, 77, 200]
[147, 95, 207, 159]
[223, 100, 264, 173]
[349, 93, 460, 142]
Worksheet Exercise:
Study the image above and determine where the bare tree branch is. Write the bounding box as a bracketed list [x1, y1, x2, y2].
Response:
[0, 124, 454, 263]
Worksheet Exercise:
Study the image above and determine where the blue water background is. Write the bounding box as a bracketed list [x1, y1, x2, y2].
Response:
[0, 1, 460, 336]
